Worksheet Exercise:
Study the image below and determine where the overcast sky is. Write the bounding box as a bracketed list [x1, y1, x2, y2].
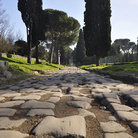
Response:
[1, 0, 138, 46]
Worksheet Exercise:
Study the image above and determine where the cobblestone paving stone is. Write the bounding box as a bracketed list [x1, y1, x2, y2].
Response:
[0, 67, 138, 137]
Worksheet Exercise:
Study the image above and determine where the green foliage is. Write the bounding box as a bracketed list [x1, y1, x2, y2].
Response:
[0, 56, 64, 74]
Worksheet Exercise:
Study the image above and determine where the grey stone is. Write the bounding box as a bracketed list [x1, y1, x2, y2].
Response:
[20, 100, 55, 109]
[130, 97, 138, 107]
[19, 88, 36, 93]
[0, 108, 16, 116]
[73, 96, 92, 103]
[9, 86, 20, 91]
[69, 91, 80, 95]
[47, 97, 60, 103]
[104, 133, 133, 138]
[129, 122, 138, 132]
[101, 98, 121, 106]
[66, 101, 91, 109]
[108, 116, 117, 121]
[114, 111, 138, 121]
[107, 103, 133, 113]
[0, 101, 25, 108]
[32, 115, 86, 137]
[100, 121, 126, 133]
[0, 117, 26, 129]
[102, 93, 119, 99]
[26, 109, 54, 116]
[78, 109, 96, 118]
[3, 71, 12, 78]
[0, 61, 9, 71]
[0, 130, 29, 138]
[12, 94, 41, 100]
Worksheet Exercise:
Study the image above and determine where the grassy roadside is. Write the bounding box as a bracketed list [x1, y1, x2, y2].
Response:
[0, 56, 65, 86]
[0, 57, 64, 75]
[80, 62, 138, 73]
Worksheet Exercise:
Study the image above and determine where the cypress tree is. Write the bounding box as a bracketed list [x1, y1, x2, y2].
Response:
[84, 0, 111, 66]
[76, 29, 86, 65]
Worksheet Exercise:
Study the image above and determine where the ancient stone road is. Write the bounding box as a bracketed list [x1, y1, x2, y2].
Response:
[0, 67, 138, 138]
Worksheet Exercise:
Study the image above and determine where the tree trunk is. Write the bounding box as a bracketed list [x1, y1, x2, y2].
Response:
[50, 46, 54, 64]
[96, 55, 100, 66]
[27, 26, 31, 64]
[57, 49, 61, 65]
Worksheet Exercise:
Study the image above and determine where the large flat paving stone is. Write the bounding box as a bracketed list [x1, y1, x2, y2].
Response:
[66, 101, 91, 109]
[20, 100, 55, 109]
[12, 94, 41, 101]
[47, 97, 60, 103]
[129, 122, 138, 132]
[100, 121, 126, 133]
[52, 93, 63, 97]
[0, 108, 16, 116]
[0, 101, 25, 108]
[92, 88, 111, 93]
[78, 109, 96, 118]
[73, 96, 92, 103]
[1, 93, 21, 97]
[107, 103, 133, 113]
[103, 133, 133, 138]
[114, 111, 138, 121]
[0, 117, 26, 129]
[26, 109, 54, 116]
[32, 115, 86, 137]
[0, 130, 29, 138]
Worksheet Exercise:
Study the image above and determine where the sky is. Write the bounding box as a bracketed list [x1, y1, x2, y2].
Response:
[1, 0, 138, 47]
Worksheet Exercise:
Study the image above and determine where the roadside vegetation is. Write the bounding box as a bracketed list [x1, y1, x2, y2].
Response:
[80, 62, 138, 73]
[0, 56, 64, 75]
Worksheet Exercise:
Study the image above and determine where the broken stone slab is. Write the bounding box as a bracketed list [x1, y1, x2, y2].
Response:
[0, 108, 16, 116]
[114, 111, 138, 121]
[78, 109, 96, 118]
[52, 93, 63, 97]
[26, 109, 54, 116]
[101, 98, 121, 106]
[1, 93, 21, 97]
[116, 84, 134, 91]
[0, 89, 14, 94]
[0, 130, 29, 138]
[66, 101, 91, 109]
[0, 97, 5, 101]
[130, 97, 138, 107]
[73, 96, 92, 103]
[100, 121, 126, 133]
[129, 122, 138, 132]
[12, 94, 41, 101]
[0, 117, 26, 129]
[103, 133, 133, 138]
[47, 97, 60, 103]
[45, 88, 62, 93]
[107, 103, 134, 113]
[20, 100, 55, 109]
[92, 88, 111, 93]
[32, 115, 86, 137]
[0, 101, 25, 108]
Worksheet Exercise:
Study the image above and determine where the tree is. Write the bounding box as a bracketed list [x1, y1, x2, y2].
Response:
[75, 29, 86, 65]
[44, 9, 80, 64]
[18, 0, 43, 64]
[84, 0, 111, 66]
[14, 40, 28, 56]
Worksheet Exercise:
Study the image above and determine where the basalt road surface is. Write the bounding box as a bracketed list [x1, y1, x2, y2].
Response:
[0, 67, 138, 138]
